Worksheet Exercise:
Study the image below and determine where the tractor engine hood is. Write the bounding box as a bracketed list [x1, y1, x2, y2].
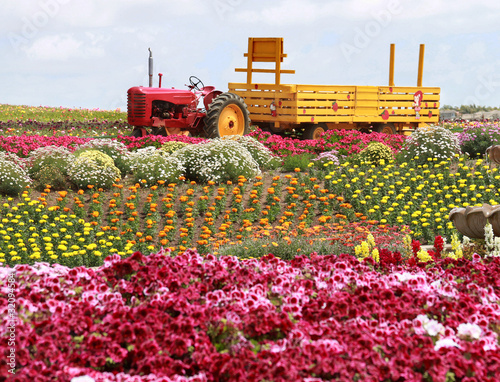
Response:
[128, 86, 196, 105]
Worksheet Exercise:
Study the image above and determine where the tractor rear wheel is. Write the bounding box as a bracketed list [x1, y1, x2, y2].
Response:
[302, 123, 327, 140]
[204, 92, 250, 138]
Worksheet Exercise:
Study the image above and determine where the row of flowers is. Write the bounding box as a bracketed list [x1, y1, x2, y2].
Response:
[0, 104, 126, 123]
[0, 171, 374, 268]
[324, 155, 500, 242]
[0, 128, 404, 159]
[2, 249, 499, 381]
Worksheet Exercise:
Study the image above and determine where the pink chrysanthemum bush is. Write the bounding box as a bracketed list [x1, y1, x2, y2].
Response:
[2, 249, 500, 382]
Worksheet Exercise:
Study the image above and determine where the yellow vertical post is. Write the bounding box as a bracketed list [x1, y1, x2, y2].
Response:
[389, 44, 395, 87]
[417, 44, 425, 87]
[275, 38, 282, 85]
[246, 38, 254, 84]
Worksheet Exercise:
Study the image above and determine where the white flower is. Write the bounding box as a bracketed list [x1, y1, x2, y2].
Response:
[414, 314, 445, 337]
[434, 338, 460, 351]
[457, 323, 482, 340]
[425, 320, 445, 337]
[71, 376, 95, 382]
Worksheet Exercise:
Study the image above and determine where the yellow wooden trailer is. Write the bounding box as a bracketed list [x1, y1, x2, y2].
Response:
[228, 38, 440, 138]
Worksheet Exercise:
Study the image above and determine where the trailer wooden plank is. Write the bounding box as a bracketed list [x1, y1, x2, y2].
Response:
[381, 94, 440, 101]
[379, 86, 441, 93]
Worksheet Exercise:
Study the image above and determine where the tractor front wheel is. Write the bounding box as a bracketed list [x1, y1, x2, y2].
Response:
[204, 92, 250, 138]
[130, 127, 147, 138]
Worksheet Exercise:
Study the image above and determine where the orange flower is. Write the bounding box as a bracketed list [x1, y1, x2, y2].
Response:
[58, 191, 67, 198]
[91, 211, 99, 218]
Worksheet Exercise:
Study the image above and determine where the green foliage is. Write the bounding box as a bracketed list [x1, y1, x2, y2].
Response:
[281, 153, 316, 172]
[398, 125, 460, 165]
[132, 151, 185, 187]
[215, 236, 336, 260]
[158, 141, 190, 155]
[32, 162, 68, 191]
[461, 133, 494, 158]
[68, 150, 121, 190]
[357, 142, 394, 165]
[0, 157, 31, 195]
[171, 139, 261, 183]
[441, 104, 500, 114]
[458, 127, 499, 159]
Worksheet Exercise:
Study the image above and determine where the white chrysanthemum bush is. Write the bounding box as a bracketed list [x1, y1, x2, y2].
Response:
[0, 155, 31, 195]
[221, 135, 280, 170]
[398, 125, 460, 164]
[132, 150, 185, 187]
[0, 151, 28, 170]
[172, 138, 261, 183]
[68, 149, 121, 190]
[75, 138, 132, 176]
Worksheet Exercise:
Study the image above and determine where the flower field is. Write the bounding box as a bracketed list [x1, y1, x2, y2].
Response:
[2, 250, 500, 381]
[1, 104, 500, 381]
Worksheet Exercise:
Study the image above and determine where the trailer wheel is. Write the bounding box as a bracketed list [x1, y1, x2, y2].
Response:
[204, 92, 250, 138]
[303, 123, 326, 140]
[374, 123, 396, 135]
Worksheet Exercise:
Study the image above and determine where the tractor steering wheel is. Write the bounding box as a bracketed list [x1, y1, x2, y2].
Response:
[189, 76, 204, 91]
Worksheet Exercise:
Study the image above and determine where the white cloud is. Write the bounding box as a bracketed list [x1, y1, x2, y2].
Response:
[23, 34, 105, 61]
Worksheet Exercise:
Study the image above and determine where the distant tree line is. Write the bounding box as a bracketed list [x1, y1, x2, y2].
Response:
[440, 104, 500, 114]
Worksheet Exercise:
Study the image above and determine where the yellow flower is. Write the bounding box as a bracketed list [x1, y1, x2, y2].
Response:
[417, 249, 432, 263]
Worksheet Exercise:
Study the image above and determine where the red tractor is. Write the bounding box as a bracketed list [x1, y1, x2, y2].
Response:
[127, 49, 250, 138]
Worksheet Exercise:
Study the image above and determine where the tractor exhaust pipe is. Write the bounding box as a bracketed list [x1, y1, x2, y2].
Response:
[148, 48, 153, 87]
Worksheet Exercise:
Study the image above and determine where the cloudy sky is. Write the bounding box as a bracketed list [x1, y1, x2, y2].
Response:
[1, 0, 500, 111]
